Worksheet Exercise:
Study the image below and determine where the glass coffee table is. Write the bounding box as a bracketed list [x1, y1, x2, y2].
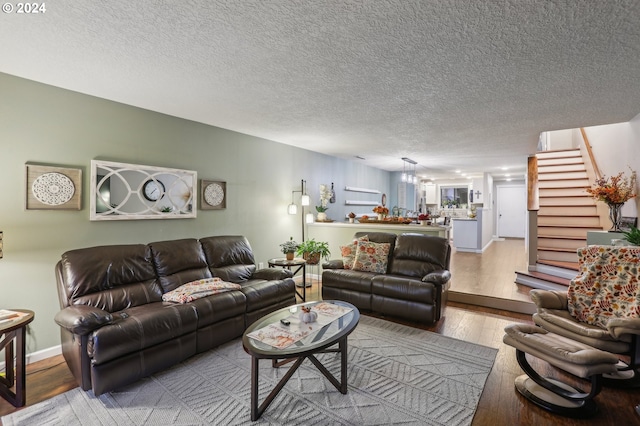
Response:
[242, 300, 359, 421]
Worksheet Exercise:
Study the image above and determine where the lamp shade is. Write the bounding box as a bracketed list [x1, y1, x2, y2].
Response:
[301, 194, 310, 206]
[305, 213, 314, 224]
[288, 203, 297, 215]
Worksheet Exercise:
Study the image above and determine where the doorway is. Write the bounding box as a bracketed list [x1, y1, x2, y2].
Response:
[496, 184, 526, 238]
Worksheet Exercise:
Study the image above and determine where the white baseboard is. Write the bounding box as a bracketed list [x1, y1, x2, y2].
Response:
[0, 345, 62, 370]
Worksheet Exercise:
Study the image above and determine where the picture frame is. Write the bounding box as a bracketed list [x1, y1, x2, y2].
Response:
[26, 164, 82, 210]
[90, 160, 197, 221]
[200, 180, 226, 210]
[620, 216, 637, 232]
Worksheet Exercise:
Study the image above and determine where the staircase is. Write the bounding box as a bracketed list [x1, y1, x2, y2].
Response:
[516, 148, 604, 289]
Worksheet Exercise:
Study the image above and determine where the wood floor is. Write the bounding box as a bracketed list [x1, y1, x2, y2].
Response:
[2, 241, 639, 425]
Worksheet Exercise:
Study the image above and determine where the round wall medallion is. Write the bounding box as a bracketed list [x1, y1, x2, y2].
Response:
[204, 182, 224, 206]
[31, 172, 75, 206]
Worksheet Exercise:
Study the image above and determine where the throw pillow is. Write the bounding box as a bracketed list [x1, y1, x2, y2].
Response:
[567, 245, 640, 329]
[162, 277, 241, 304]
[352, 240, 390, 274]
[340, 235, 369, 270]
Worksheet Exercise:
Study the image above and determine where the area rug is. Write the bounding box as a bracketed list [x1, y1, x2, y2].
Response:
[2, 316, 497, 426]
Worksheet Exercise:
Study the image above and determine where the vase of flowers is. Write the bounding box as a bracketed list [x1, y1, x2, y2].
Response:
[316, 184, 332, 221]
[280, 237, 299, 261]
[586, 169, 637, 232]
[373, 205, 389, 221]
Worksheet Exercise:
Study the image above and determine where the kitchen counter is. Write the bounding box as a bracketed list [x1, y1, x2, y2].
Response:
[451, 209, 492, 253]
[307, 222, 451, 264]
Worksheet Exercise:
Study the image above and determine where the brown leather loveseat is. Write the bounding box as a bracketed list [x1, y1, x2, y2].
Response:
[54, 235, 295, 396]
[322, 232, 451, 325]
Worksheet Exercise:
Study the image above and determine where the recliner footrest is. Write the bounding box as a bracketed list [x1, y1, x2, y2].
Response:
[504, 324, 619, 378]
[503, 323, 619, 418]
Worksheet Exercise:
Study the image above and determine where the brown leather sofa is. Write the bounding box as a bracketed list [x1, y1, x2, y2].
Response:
[322, 232, 451, 325]
[54, 235, 295, 396]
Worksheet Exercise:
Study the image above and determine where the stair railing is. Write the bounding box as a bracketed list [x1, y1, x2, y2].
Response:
[579, 128, 608, 230]
[580, 128, 602, 180]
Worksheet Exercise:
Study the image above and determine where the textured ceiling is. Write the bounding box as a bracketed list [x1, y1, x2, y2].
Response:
[1, 1, 639, 179]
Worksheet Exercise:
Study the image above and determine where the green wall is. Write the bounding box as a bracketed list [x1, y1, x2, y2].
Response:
[0, 73, 390, 355]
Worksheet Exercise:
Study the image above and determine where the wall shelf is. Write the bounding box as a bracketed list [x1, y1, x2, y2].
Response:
[345, 200, 380, 206]
[344, 186, 380, 194]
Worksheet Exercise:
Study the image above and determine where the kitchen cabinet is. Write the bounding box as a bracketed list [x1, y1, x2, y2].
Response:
[471, 178, 484, 204]
[423, 183, 437, 205]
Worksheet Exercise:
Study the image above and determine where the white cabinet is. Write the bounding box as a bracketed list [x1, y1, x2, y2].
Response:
[423, 183, 437, 205]
[471, 178, 484, 204]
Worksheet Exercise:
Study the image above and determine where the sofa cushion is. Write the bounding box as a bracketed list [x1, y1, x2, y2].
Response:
[371, 275, 437, 304]
[149, 239, 212, 293]
[353, 241, 391, 273]
[200, 236, 257, 282]
[389, 234, 450, 278]
[340, 235, 369, 270]
[568, 245, 640, 329]
[161, 278, 241, 303]
[89, 302, 199, 364]
[239, 278, 295, 313]
[188, 291, 247, 327]
[60, 244, 163, 312]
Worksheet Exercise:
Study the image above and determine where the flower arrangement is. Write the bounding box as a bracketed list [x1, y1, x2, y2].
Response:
[372, 205, 389, 215]
[418, 213, 430, 221]
[318, 184, 331, 211]
[586, 169, 637, 204]
[279, 237, 299, 254]
[348, 212, 356, 218]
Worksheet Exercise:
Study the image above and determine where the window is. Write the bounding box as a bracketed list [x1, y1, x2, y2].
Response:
[440, 186, 469, 208]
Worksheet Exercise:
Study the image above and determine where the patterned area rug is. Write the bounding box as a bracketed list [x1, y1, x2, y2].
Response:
[3, 316, 497, 425]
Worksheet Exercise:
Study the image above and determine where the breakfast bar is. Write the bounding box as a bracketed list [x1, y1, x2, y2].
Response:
[307, 221, 450, 264]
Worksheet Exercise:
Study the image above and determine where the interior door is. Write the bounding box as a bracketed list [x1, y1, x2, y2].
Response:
[497, 185, 526, 238]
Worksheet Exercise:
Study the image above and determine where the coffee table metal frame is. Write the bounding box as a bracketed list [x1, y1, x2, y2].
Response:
[242, 300, 359, 421]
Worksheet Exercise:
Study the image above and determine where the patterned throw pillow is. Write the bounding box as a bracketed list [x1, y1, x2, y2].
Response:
[339, 235, 369, 270]
[567, 245, 640, 329]
[352, 240, 391, 274]
[162, 277, 241, 303]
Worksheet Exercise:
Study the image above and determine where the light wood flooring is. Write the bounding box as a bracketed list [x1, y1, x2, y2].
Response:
[2, 241, 639, 425]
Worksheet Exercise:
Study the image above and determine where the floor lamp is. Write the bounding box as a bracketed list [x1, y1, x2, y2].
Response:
[287, 179, 311, 242]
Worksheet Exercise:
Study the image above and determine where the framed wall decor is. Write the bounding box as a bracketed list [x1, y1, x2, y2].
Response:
[26, 164, 82, 210]
[620, 217, 637, 232]
[200, 180, 226, 210]
[90, 160, 197, 220]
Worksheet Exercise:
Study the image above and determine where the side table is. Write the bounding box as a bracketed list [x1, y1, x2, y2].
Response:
[0, 309, 35, 407]
[268, 258, 307, 302]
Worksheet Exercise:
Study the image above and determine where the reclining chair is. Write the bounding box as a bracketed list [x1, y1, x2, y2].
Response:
[504, 245, 640, 417]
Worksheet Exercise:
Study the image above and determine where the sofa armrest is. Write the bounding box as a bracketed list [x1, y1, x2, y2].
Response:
[530, 289, 568, 310]
[54, 305, 113, 336]
[322, 259, 344, 270]
[252, 268, 293, 280]
[607, 317, 640, 339]
[422, 269, 451, 285]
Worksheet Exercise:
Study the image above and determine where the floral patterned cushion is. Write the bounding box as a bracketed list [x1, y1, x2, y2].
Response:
[352, 240, 391, 274]
[162, 277, 241, 304]
[567, 245, 640, 329]
[339, 235, 369, 270]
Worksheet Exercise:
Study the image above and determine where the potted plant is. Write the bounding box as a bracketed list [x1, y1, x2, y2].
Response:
[295, 239, 331, 265]
[316, 184, 332, 221]
[623, 227, 640, 246]
[348, 212, 356, 223]
[279, 237, 299, 260]
[315, 205, 329, 221]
